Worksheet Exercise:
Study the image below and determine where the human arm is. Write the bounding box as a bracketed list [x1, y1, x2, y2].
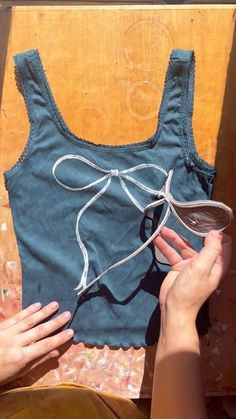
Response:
[151, 228, 232, 419]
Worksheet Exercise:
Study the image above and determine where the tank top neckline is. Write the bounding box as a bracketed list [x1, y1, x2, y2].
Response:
[29, 48, 171, 152]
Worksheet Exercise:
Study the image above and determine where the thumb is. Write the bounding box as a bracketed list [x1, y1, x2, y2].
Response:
[159, 271, 179, 307]
[192, 230, 223, 275]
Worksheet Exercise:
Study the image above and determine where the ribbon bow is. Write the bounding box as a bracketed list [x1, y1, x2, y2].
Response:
[52, 154, 233, 297]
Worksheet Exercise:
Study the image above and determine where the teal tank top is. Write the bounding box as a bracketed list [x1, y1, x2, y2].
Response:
[4, 49, 216, 348]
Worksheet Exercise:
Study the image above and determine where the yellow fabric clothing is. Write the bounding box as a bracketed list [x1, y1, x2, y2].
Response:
[0, 383, 149, 419]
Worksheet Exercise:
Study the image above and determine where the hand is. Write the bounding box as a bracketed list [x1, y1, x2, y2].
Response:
[154, 227, 232, 321]
[0, 301, 74, 386]
[151, 227, 232, 419]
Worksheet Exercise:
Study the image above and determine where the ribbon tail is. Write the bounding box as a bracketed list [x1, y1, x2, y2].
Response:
[74, 176, 112, 292]
[77, 204, 171, 297]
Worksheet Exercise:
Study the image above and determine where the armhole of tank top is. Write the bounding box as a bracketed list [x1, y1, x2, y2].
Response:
[180, 52, 216, 182]
[3, 53, 38, 188]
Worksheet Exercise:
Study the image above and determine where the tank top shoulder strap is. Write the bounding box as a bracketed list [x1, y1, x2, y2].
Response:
[158, 49, 194, 123]
[13, 49, 54, 129]
[4, 50, 63, 189]
[158, 49, 215, 178]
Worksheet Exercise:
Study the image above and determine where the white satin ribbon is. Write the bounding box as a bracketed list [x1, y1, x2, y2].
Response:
[52, 154, 171, 297]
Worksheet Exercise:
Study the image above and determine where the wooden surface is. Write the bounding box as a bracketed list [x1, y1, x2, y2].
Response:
[0, 6, 236, 397]
[2, 2, 236, 7]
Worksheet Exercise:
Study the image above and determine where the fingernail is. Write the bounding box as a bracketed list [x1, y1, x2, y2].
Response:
[210, 230, 222, 237]
[49, 301, 59, 309]
[32, 302, 41, 308]
[62, 311, 71, 320]
[66, 329, 74, 337]
[49, 350, 59, 358]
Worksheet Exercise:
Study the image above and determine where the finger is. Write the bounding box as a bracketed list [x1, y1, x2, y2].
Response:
[220, 234, 232, 275]
[160, 227, 197, 259]
[26, 329, 74, 362]
[0, 302, 42, 331]
[16, 350, 60, 380]
[191, 230, 223, 276]
[159, 270, 179, 308]
[20, 311, 72, 346]
[15, 301, 60, 333]
[154, 234, 183, 266]
[27, 350, 60, 371]
[212, 233, 232, 279]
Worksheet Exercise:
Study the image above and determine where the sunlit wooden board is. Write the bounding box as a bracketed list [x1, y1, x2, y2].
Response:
[0, 5, 235, 397]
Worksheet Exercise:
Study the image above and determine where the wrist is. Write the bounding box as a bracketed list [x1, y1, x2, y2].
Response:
[162, 303, 197, 328]
[158, 308, 200, 359]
